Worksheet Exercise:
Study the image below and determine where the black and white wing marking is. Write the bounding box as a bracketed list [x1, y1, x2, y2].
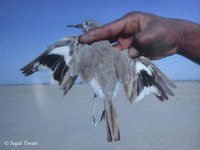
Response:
[20, 36, 78, 95]
[130, 56, 176, 103]
[117, 51, 177, 104]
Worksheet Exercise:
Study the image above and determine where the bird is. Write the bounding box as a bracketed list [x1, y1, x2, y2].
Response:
[20, 20, 176, 142]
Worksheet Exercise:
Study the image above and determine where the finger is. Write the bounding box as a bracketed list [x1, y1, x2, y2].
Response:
[113, 43, 124, 51]
[113, 36, 134, 51]
[147, 56, 163, 60]
[165, 46, 179, 56]
[133, 21, 166, 52]
[128, 47, 142, 58]
[78, 17, 126, 44]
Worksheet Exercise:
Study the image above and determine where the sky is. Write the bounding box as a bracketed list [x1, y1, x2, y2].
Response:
[0, 0, 200, 84]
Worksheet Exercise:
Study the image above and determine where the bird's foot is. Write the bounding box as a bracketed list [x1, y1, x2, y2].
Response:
[92, 115, 97, 126]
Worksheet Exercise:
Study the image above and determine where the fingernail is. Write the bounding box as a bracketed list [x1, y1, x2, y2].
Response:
[78, 34, 85, 43]
[78, 33, 94, 44]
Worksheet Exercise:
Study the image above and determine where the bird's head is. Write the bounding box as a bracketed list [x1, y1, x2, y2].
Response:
[67, 20, 100, 33]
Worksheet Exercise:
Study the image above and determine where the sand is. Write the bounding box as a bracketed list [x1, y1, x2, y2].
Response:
[0, 81, 200, 150]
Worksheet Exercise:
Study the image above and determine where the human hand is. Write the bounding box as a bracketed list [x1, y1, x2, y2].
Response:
[78, 12, 192, 60]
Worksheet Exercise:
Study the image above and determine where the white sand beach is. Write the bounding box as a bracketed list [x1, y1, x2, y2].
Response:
[0, 81, 200, 150]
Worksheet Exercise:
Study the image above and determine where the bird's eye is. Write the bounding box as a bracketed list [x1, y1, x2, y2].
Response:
[85, 22, 88, 25]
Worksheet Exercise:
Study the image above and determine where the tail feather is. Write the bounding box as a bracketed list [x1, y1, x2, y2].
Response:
[105, 97, 120, 142]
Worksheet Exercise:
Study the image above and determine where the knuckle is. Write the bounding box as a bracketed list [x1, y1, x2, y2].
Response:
[124, 11, 141, 18]
[102, 25, 113, 37]
[134, 34, 147, 47]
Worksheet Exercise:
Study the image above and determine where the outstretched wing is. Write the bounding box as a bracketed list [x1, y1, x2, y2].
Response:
[117, 51, 176, 103]
[20, 36, 78, 95]
[132, 56, 176, 103]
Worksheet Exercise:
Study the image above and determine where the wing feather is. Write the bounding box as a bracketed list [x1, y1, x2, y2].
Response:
[132, 56, 176, 103]
[20, 36, 78, 95]
[116, 51, 176, 104]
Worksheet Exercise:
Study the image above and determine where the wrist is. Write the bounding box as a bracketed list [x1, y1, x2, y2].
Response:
[178, 20, 200, 64]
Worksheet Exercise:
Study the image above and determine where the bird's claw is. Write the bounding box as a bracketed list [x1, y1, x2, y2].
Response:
[92, 115, 97, 126]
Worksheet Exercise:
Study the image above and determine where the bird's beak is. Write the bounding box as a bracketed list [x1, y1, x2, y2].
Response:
[67, 24, 82, 29]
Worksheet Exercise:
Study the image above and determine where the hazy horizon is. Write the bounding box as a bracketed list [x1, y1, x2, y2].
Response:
[0, 80, 199, 86]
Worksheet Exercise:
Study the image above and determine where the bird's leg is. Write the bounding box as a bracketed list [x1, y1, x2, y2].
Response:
[100, 109, 105, 122]
[92, 93, 97, 126]
[100, 100, 106, 122]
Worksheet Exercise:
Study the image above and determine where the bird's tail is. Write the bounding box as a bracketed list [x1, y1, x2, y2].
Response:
[105, 97, 120, 142]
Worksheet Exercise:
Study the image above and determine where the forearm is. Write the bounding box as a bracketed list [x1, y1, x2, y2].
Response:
[179, 20, 200, 64]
